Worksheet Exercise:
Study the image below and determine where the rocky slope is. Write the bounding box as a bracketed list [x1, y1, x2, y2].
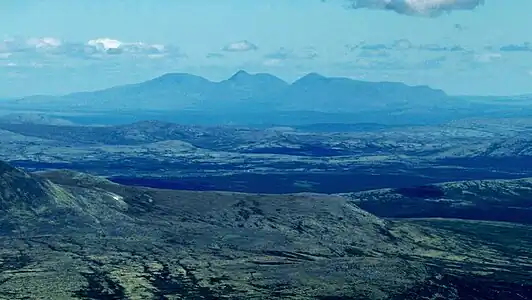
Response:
[0, 161, 531, 299]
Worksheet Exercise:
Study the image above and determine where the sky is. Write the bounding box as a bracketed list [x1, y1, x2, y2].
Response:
[0, 0, 531, 97]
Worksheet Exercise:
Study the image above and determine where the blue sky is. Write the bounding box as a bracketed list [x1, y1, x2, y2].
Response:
[1, 0, 531, 97]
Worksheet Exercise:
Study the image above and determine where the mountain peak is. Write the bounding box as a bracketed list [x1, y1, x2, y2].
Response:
[0, 160, 129, 236]
[303, 72, 327, 80]
[228, 70, 253, 81]
[293, 72, 328, 85]
[224, 70, 288, 88]
[148, 72, 211, 85]
[0, 160, 32, 181]
[0, 160, 52, 212]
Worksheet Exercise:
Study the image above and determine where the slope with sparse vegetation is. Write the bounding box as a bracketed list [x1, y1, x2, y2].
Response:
[0, 162, 530, 299]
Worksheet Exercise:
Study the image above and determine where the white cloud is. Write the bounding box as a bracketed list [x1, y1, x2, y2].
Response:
[87, 38, 122, 51]
[345, 0, 485, 17]
[86, 38, 169, 57]
[474, 52, 501, 63]
[27, 37, 62, 49]
[222, 40, 258, 52]
[0, 36, 179, 59]
[1, 37, 64, 56]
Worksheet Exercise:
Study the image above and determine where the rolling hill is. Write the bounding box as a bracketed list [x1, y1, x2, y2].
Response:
[0, 160, 531, 299]
[339, 178, 532, 224]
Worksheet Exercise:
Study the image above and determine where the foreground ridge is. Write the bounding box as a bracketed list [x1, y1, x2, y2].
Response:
[0, 163, 530, 299]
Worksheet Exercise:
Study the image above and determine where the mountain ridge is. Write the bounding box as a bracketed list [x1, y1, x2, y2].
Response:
[3, 70, 452, 113]
[2, 70, 531, 126]
[0, 161, 132, 236]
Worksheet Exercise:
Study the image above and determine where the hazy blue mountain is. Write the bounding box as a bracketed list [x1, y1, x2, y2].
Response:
[58, 73, 216, 111]
[3, 71, 532, 127]
[276, 72, 450, 112]
[3, 71, 453, 112]
[221, 70, 288, 93]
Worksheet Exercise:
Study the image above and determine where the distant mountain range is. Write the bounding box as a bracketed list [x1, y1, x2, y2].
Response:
[1, 70, 532, 126]
[3, 70, 451, 112]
